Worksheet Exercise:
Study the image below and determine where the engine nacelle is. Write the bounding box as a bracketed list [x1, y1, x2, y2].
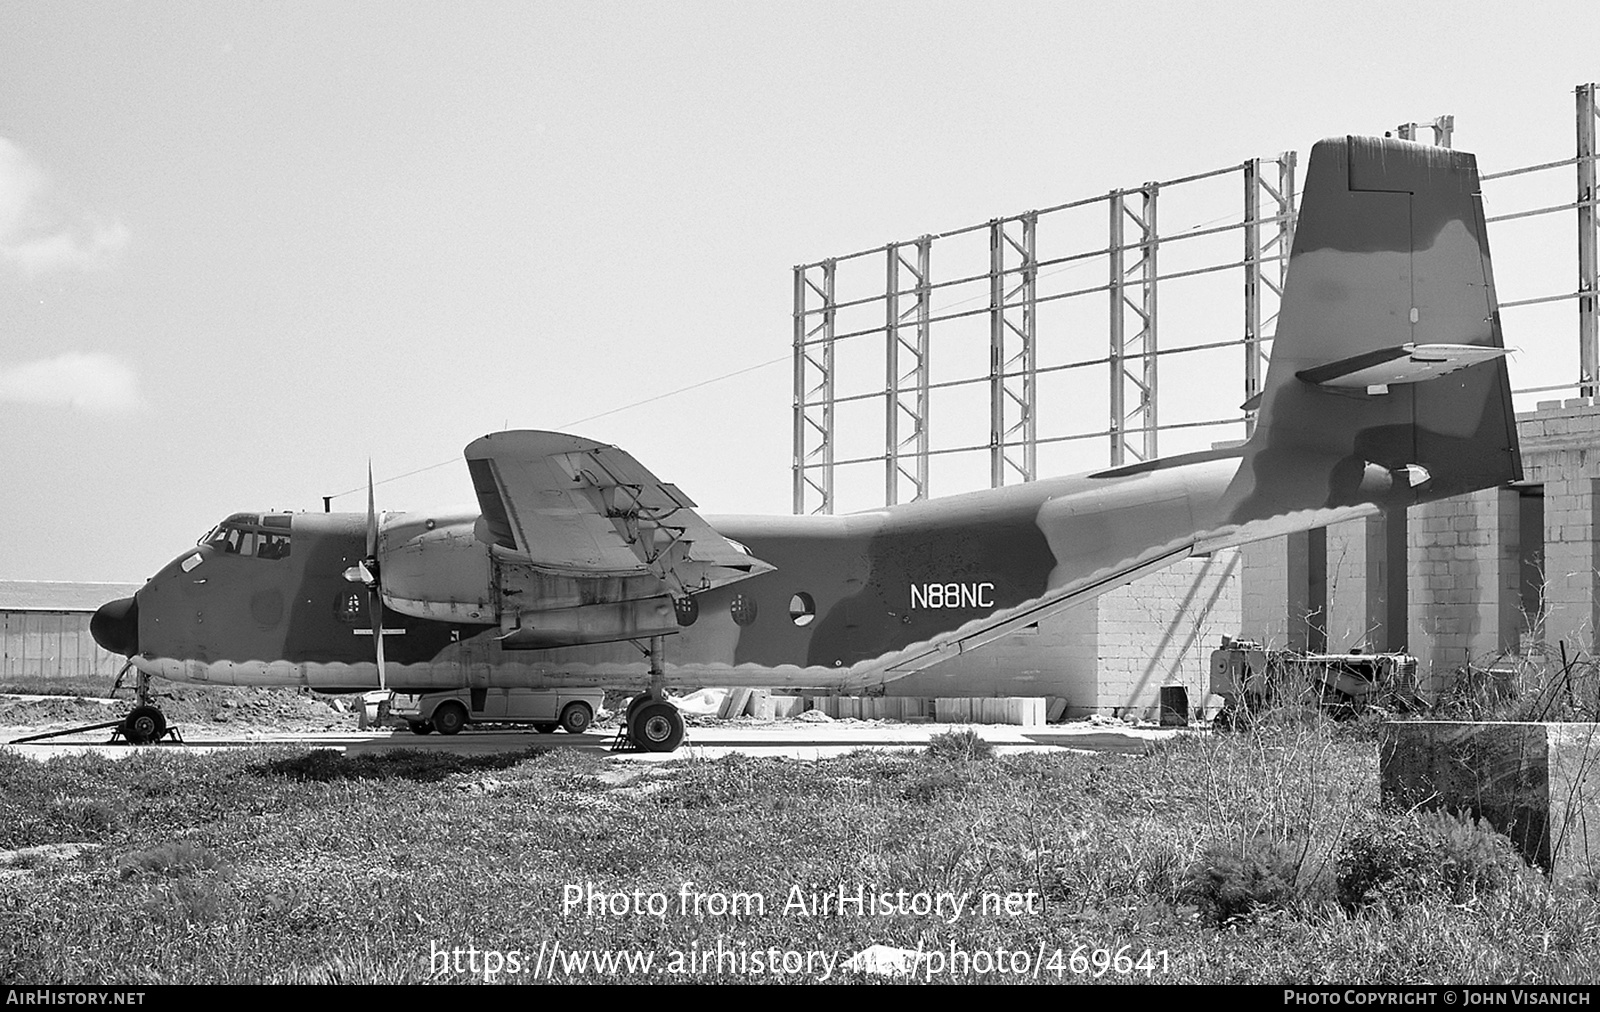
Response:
[378, 510, 498, 623]
[378, 510, 686, 646]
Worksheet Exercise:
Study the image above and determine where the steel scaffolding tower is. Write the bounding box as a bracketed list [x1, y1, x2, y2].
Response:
[793, 83, 1600, 515]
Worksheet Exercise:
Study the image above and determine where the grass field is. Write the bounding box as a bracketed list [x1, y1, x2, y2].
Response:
[2, 721, 1598, 985]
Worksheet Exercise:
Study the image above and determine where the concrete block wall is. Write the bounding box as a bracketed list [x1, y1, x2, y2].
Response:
[1325, 514, 1398, 654]
[1091, 550, 1242, 716]
[1241, 536, 1299, 650]
[1406, 487, 1520, 681]
[886, 597, 1096, 702]
[1521, 400, 1600, 657]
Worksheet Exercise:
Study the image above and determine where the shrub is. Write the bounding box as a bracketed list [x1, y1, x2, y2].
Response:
[254, 746, 543, 783]
[1337, 810, 1534, 911]
[117, 840, 224, 880]
[900, 768, 971, 803]
[926, 728, 994, 762]
[1188, 833, 1325, 926]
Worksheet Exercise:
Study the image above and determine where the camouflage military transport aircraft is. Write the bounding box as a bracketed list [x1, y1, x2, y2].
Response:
[90, 136, 1521, 751]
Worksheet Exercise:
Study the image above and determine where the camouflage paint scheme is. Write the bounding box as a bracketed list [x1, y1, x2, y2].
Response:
[92, 136, 1521, 697]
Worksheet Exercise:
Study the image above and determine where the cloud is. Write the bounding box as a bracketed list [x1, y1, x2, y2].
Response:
[0, 137, 129, 275]
[0, 353, 144, 413]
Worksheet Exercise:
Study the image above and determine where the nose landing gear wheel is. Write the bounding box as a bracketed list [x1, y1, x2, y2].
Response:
[627, 700, 684, 752]
[122, 705, 167, 745]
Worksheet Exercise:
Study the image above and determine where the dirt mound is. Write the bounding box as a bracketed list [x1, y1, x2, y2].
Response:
[0, 697, 119, 726]
[1, 685, 360, 734]
[149, 686, 358, 732]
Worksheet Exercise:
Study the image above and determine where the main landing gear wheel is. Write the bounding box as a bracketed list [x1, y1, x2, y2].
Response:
[432, 701, 468, 736]
[122, 705, 167, 745]
[558, 702, 592, 735]
[628, 700, 684, 753]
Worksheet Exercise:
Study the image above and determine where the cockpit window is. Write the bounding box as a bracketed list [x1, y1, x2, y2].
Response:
[199, 513, 292, 560]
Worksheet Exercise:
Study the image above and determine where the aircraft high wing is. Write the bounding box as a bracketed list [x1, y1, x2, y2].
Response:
[465, 431, 769, 589]
[378, 431, 775, 649]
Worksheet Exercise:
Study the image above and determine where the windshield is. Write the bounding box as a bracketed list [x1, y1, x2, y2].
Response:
[198, 512, 292, 560]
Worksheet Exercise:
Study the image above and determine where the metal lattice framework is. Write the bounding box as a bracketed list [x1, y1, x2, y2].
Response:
[1243, 155, 1298, 434]
[1108, 187, 1157, 465]
[886, 237, 932, 505]
[793, 84, 1600, 516]
[990, 215, 1037, 483]
[1475, 84, 1599, 400]
[791, 261, 835, 515]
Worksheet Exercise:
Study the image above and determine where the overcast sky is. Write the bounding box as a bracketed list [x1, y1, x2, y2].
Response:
[2, 1, 1596, 582]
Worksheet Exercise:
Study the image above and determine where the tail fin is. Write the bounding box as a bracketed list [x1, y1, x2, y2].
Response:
[1242, 135, 1521, 511]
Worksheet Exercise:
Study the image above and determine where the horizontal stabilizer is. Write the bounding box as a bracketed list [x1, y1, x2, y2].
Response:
[1296, 343, 1512, 391]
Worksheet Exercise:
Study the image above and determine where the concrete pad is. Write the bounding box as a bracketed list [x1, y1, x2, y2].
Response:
[1379, 720, 1600, 879]
[1, 719, 1183, 763]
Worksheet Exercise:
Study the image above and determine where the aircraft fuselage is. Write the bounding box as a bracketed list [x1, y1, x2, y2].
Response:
[102, 450, 1399, 695]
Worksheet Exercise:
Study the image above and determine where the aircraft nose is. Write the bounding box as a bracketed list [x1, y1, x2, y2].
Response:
[90, 595, 139, 656]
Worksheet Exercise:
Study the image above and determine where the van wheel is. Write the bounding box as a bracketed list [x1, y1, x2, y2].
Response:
[432, 702, 468, 736]
[559, 702, 592, 735]
[532, 722, 558, 734]
[407, 721, 433, 735]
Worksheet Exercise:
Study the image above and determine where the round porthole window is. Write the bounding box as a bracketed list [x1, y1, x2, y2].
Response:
[674, 596, 699, 627]
[730, 593, 758, 626]
[789, 592, 816, 627]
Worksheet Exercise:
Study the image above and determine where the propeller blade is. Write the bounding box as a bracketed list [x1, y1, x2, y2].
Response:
[369, 586, 387, 692]
[365, 461, 378, 562]
[361, 460, 388, 696]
